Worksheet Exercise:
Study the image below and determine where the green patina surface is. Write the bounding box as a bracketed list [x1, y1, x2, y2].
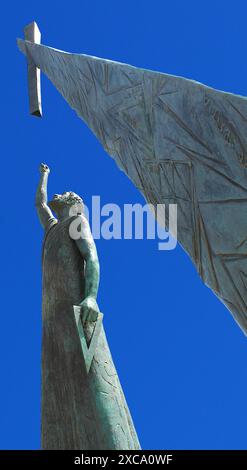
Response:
[36, 164, 140, 450]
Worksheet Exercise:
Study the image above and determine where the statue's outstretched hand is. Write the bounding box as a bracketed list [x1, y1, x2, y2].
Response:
[39, 163, 50, 174]
[79, 296, 99, 322]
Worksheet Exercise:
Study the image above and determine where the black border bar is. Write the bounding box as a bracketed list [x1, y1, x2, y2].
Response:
[0, 450, 246, 466]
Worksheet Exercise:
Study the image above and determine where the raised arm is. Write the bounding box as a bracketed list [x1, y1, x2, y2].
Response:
[73, 215, 100, 321]
[35, 163, 57, 230]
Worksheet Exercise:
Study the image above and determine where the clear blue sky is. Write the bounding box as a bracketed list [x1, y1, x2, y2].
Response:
[1, 0, 247, 450]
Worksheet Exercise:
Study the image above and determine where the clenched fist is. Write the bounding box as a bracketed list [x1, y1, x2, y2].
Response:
[39, 163, 50, 174]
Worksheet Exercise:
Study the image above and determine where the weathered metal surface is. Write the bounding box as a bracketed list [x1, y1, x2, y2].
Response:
[35, 163, 140, 450]
[73, 306, 104, 373]
[18, 38, 247, 335]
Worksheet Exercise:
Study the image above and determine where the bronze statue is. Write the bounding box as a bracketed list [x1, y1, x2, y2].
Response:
[36, 163, 140, 450]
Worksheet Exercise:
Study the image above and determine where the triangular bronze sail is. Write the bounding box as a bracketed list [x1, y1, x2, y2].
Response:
[18, 38, 247, 335]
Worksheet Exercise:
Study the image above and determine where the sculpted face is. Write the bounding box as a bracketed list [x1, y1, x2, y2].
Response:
[48, 191, 84, 216]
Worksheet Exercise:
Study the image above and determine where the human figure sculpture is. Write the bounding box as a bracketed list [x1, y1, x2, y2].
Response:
[36, 163, 140, 450]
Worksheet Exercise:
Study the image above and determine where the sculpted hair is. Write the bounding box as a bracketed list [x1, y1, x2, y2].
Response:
[58, 192, 83, 206]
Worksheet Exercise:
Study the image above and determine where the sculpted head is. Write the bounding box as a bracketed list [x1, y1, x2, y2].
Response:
[48, 191, 84, 218]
